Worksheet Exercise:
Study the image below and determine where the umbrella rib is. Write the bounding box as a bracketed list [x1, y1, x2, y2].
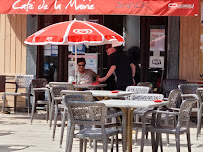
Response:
[63, 19, 76, 44]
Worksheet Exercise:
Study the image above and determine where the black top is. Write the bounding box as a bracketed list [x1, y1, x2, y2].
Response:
[108, 52, 134, 90]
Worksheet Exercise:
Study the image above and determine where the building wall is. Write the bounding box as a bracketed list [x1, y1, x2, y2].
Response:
[179, 16, 202, 83]
[0, 14, 27, 108]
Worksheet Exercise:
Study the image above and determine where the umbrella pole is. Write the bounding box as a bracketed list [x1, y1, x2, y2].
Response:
[75, 45, 77, 84]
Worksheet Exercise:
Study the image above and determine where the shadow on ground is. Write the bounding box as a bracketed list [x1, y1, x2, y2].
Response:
[0, 145, 30, 151]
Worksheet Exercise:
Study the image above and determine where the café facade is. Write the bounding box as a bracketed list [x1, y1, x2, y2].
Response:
[0, 0, 202, 108]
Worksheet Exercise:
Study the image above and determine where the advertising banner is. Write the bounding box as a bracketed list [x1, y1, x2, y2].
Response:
[149, 28, 165, 68]
[0, 0, 199, 16]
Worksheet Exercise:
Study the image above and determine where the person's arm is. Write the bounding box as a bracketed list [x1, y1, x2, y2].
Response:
[130, 63, 136, 85]
[95, 75, 100, 83]
[130, 63, 136, 78]
[98, 65, 116, 82]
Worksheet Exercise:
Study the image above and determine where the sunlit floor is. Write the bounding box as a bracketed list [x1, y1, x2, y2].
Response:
[0, 112, 203, 152]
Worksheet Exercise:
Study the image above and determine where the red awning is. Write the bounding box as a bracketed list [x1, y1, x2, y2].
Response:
[0, 0, 199, 16]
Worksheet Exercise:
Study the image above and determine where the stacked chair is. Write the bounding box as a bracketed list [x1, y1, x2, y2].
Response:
[49, 83, 74, 140]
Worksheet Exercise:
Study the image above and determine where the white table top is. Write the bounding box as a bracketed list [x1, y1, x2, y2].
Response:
[98, 99, 169, 108]
[73, 84, 107, 89]
[85, 90, 134, 98]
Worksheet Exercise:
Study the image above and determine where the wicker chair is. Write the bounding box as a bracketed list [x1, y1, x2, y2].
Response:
[30, 78, 51, 124]
[137, 82, 153, 93]
[178, 83, 203, 139]
[159, 89, 182, 146]
[162, 79, 186, 97]
[178, 83, 200, 94]
[49, 85, 75, 140]
[62, 94, 125, 152]
[143, 99, 196, 152]
[49, 82, 74, 128]
[196, 88, 203, 139]
[59, 90, 94, 148]
[125, 86, 150, 100]
[130, 93, 164, 145]
[2, 75, 35, 114]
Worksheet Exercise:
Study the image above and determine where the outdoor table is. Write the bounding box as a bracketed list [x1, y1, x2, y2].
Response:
[73, 83, 107, 90]
[98, 99, 169, 152]
[85, 90, 134, 99]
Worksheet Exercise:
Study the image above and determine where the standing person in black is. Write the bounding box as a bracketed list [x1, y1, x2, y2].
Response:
[99, 46, 136, 90]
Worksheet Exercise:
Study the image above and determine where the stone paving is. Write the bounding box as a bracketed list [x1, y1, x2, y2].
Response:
[0, 112, 203, 152]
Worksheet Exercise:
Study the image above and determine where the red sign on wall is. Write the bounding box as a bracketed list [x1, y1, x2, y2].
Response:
[0, 0, 199, 16]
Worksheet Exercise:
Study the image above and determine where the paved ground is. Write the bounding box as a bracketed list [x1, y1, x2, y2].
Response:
[1, 112, 203, 152]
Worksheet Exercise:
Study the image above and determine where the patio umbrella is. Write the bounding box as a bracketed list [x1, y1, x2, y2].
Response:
[24, 19, 124, 47]
[24, 19, 124, 82]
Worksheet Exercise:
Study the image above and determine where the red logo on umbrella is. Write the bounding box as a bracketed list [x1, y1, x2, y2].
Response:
[73, 29, 92, 34]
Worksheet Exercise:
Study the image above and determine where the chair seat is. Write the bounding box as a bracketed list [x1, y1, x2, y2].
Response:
[134, 108, 153, 114]
[4, 92, 29, 96]
[147, 125, 187, 134]
[75, 128, 120, 140]
[36, 100, 49, 104]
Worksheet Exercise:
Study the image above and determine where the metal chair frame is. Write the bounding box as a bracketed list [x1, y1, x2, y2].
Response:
[2, 75, 35, 114]
[62, 94, 125, 152]
[30, 78, 51, 124]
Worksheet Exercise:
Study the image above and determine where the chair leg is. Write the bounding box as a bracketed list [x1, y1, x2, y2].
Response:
[65, 117, 71, 152]
[49, 99, 54, 129]
[14, 96, 17, 113]
[175, 132, 180, 152]
[140, 117, 147, 152]
[52, 103, 58, 141]
[79, 139, 84, 152]
[110, 136, 114, 152]
[116, 134, 119, 152]
[60, 109, 66, 148]
[2, 94, 6, 114]
[186, 131, 192, 152]
[121, 113, 126, 152]
[197, 108, 202, 139]
[159, 133, 163, 152]
[27, 92, 31, 115]
[66, 125, 74, 152]
[165, 114, 170, 146]
[46, 104, 49, 122]
[30, 100, 36, 125]
[83, 139, 87, 152]
[103, 138, 108, 152]
[134, 114, 139, 145]
[93, 140, 97, 152]
[89, 139, 93, 149]
[151, 132, 156, 152]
